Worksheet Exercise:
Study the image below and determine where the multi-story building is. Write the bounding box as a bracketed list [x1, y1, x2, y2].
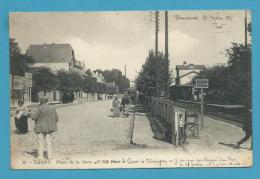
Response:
[26, 43, 85, 103]
[26, 43, 85, 73]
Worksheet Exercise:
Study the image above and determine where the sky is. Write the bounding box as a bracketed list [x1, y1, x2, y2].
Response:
[9, 10, 251, 81]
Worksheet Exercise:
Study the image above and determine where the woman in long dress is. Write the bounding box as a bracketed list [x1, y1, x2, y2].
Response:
[113, 96, 121, 117]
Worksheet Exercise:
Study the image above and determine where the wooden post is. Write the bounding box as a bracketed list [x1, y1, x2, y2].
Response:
[155, 11, 160, 97]
[200, 88, 204, 130]
[164, 11, 169, 97]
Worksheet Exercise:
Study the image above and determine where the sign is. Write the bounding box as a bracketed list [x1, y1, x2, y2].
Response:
[25, 72, 32, 87]
[13, 76, 25, 90]
[195, 79, 208, 89]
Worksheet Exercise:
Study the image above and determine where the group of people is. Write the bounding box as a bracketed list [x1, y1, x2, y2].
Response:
[61, 92, 75, 104]
[13, 97, 59, 161]
[112, 95, 130, 117]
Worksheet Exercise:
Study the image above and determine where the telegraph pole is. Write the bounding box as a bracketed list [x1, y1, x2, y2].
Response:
[155, 11, 160, 97]
[164, 11, 169, 98]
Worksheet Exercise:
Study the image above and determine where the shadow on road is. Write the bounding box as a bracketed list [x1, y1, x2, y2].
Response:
[11, 130, 29, 135]
[218, 142, 250, 150]
[113, 143, 148, 150]
[26, 149, 48, 159]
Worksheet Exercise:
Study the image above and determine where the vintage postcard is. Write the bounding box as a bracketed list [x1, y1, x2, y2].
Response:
[9, 10, 252, 169]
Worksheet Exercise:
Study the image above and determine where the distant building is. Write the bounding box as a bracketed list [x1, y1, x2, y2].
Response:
[26, 43, 85, 103]
[175, 63, 205, 86]
[91, 71, 106, 84]
[170, 63, 205, 101]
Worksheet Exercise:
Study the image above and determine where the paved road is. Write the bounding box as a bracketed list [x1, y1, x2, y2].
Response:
[11, 100, 134, 160]
[10, 100, 252, 168]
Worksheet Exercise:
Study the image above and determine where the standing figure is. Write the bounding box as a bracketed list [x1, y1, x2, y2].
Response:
[14, 100, 29, 133]
[113, 96, 121, 117]
[30, 97, 59, 161]
[178, 112, 185, 146]
[121, 95, 129, 114]
[234, 108, 252, 149]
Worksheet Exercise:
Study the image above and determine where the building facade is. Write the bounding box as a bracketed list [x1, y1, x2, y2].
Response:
[170, 63, 205, 101]
[26, 43, 85, 103]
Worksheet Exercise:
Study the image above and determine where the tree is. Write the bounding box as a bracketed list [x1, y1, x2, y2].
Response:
[95, 83, 106, 94]
[56, 70, 82, 93]
[32, 67, 57, 92]
[31, 67, 57, 101]
[118, 75, 130, 93]
[194, 65, 228, 103]
[83, 69, 98, 93]
[10, 38, 34, 76]
[194, 43, 251, 106]
[225, 43, 251, 105]
[136, 49, 173, 96]
[94, 68, 130, 93]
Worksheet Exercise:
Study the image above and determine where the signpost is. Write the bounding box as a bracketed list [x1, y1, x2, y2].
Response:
[25, 72, 32, 102]
[195, 79, 209, 130]
[25, 72, 32, 87]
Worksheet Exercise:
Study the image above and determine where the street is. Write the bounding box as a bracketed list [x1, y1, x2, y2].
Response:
[11, 100, 252, 168]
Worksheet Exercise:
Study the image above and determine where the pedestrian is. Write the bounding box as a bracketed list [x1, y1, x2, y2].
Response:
[29, 97, 59, 161]
[113, 96, 121, 117]
[14, 100, 30, 134]
[234, 107, 252, 149]
[121, 95, 129, 114]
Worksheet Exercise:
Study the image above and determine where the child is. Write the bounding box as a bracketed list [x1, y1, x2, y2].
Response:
[14, 100, 29, 133]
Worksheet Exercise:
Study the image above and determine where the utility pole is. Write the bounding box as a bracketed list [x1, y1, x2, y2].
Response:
[155, 11, 160, 97]
[149, 11, 160, 97]
[164, 11, 169, 98]
[245, 10, 248, 48]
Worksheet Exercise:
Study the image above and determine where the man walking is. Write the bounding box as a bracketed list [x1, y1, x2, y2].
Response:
[234, 107, 252, 149]
[30, 97, 59, 161]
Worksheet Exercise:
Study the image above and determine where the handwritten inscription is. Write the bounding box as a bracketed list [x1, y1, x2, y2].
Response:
[174, 13, 233, 30]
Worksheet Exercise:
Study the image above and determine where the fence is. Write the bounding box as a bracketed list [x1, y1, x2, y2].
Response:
[143, 96, 191, 146]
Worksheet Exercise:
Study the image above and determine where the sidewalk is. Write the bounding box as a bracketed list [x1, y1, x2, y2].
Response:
[132, 109, 252, 154]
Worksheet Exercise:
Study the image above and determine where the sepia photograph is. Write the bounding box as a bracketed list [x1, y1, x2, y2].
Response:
[9, 10, 252, 169]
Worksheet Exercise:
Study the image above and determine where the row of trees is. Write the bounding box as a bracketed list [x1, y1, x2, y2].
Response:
[32, 67, 114, 99]
[135, 49, 173, 96]
[194, 43, 251, 106]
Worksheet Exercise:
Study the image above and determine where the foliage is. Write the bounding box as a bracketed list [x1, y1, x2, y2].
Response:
[195, 43, 251, 106]
[135, 49, 173, 96]
[83, 76, 96, 93]
[56, 70, 82, 93]
[32, 67, 57, 92]
[94, 69, 130, 93]
[10, 38, 34, 76]
[95, 82, 106, 94]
